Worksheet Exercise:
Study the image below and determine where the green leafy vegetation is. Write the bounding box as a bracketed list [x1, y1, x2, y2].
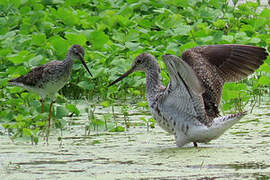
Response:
[0, 0, 269, 142]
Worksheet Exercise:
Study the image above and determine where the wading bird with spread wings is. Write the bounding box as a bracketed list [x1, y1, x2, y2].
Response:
[109, 44, 268, 147]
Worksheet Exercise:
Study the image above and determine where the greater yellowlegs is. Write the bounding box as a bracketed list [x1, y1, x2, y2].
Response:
[109, 44, 268, 147]
[9, 44, 92, 139]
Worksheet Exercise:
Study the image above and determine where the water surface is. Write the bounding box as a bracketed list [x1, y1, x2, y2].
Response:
[1, 103, 270, 179]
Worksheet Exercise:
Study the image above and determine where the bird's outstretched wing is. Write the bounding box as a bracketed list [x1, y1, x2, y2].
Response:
[181, 44, 268, 119]
[182, 44, 268, 82]
[9, 60, 60, 87]
[159, 45, 268, 125]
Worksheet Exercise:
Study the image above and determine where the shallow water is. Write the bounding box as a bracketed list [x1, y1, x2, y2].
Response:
[1, 102, 270, 179]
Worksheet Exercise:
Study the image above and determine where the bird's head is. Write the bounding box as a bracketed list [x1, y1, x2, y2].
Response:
[109, 53, 158, 86]
[68, 44, 92, 77]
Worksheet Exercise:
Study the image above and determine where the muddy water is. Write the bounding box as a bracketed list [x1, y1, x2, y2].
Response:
[1, 102, 270, 179]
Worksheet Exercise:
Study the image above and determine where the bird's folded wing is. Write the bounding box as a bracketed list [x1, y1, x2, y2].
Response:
[9, 60, 60, 87]
[9, 66, 45, 87]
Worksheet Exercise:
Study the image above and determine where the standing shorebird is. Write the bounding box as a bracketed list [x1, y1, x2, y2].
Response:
[9, 44, 92, 138]
[109, 44, 268, 147]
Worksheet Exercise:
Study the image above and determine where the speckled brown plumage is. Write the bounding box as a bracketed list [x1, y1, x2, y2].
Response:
[182, 44, 268, 122]
[9, 44, 92, 143]
[9, 61, 66, 89]
[9, 44, 91, 99]
[109, 44, 268, 147]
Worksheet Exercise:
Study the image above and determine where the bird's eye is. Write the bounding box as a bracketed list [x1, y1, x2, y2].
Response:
[73, 49, 79, 54]
[137, 59, 142, 64]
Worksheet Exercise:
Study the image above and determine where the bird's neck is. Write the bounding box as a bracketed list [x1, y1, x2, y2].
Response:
[145, 65, 164, 105]
[63, 54, 75, 65]
[62, 55, 75, 74]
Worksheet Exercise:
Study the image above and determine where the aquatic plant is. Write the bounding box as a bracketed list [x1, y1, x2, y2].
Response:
[0, 0, 269, 142]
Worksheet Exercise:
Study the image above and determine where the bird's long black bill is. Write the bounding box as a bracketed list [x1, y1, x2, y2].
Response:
[108, 68, 135, 87]
[79, 54, 93, 77]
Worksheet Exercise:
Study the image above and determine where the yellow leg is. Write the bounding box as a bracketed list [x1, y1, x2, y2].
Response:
[46, 101, 54, 144]
[48, 101, 54, 129]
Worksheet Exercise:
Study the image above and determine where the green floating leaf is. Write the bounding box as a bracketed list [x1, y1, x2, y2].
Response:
[257, 64, 270, 73]
[137, 101, 148, 107]
[213, 19, 226, 29]
[222, 83, 248, 100]
[125, 29, 140, 42]
[256, 76, 270, 86]
[165, 0, 188, 7]
[240, 25, 254, 33]
[100, 101, 110, 107]
[222, 35, 234, 42]
[224, 83, 248, 91]
[200, 36, 213, 43]
[56, 7, 78, 26]
[249, 37, 261, 44]
[66, 104, 80, 116]
[0, 48, 11, 57]
[112, 31, 125, 42]
[7, 51, 33, 65]
[28, 55, 44, 66]
[65, 33, 87, 45]
[91, 119, 105, 126]
[125, 42, 140, 50]
[222, 90, 240, 100]
[55, 106, 69, 118]
[179, 42, 197, 53]
[235, 32, 250, 43]
[92, 140, 101, 145]
[23, 128, 33, 137]
[49, 36, 69, 57]
[260, 8, 270, 18]
[109, 126, 125, 132]
[65, 0, 85, 6]
[80, 30, 92, 41]
[174, 24, 192, 35]
[77, 81, 94, 90]
[32, 33, 46, 46]
[89, 30, 109, 49]
[55, 118, 67, 129]
[166, 42, 178, 54]
[131, 90, 140, 96]
[8, 65, 27, 76]
[140, 117, 146, 122]
[33, 137, 39, 144]
[0, 0, 21, 8]
[9, 86, 24, 93]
